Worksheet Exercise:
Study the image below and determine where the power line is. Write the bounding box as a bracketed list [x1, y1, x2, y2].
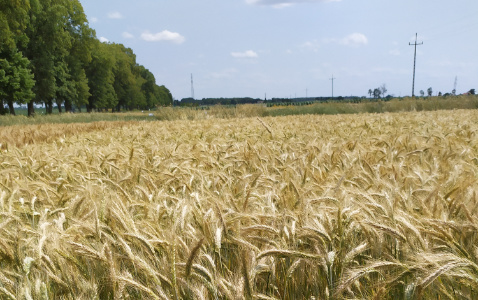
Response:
[418, 11, 478, 41]
[409, 33, 423, 97]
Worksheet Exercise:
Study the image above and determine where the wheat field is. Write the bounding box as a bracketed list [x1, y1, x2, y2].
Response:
[1, 110, 478, 299]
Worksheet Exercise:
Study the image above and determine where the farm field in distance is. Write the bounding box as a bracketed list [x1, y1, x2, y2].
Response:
[1, 109, 478, 299]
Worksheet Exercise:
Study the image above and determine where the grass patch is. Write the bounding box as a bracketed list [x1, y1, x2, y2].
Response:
[264, 95, 478, 116]
[2, 95, 477, 127]
[0, 111, 158, 126]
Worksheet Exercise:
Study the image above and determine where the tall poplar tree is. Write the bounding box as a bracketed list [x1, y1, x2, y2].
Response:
[24, 0, 93, 115]
[85, 40, 117, 112]
[0, 0, 35, 115]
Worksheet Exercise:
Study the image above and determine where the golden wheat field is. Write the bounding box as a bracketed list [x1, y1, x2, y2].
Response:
[1, 110, 478, 299]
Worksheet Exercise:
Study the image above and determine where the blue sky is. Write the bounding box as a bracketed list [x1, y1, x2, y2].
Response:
[81, 0, 478, 100]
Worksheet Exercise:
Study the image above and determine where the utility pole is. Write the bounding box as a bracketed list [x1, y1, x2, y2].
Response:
[191, 73, 195, 99]
[330, 75, 336, 98]
[453, 76, 458, 95]
[409, 33, 423, 97]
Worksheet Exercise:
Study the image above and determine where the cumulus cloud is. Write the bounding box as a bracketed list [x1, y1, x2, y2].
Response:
[107, 11, 123, 19]
[122, 32, 134, 39]
[99, 37, 109, 43]
[140, 31, 185, 44]
[90, 17, 98, 23]
[322, 33, 368, 47]
[301, 33, 367, 52]
[208, 68, 238, 79]
[246, 0, 341, 8]
[300, 40, 321, 52]
[339, 33, 368, 46]
[231, 50, 259, 58]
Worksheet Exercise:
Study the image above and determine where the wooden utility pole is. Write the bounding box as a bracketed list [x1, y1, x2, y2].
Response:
[191, 73, 195, 99]
[330, 75, 336, 98]
[409, 33, 423, 97]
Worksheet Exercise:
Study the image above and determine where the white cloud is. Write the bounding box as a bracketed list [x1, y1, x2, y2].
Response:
[300, 40, 321, 52]
[246, 0, 341, 8]
[140, 31, 185, 44]
[231, 50, 259, 58]
[107, 11, 123, 19]
[272, 3, 294, 8]
[322, 33, 368, 47]
[340, 33, 368, 46]
[208, 68, 238, 79]
[99, 37, 109, 43]
[122, 32, 134, 39]
[302, 33, 367, 52]
[90, 17, 98, 23]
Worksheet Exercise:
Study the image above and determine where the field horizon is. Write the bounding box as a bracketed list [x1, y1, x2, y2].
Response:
[1, 94, 477, 128]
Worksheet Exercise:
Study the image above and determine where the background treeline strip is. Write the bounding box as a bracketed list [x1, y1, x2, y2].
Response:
[0, 0, 173, 116]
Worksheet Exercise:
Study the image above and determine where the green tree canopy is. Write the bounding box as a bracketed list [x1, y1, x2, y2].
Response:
[0, 0, 34, 115]
[0, 49, 35, 115]
[85, 40, 117, 112]
[0, 0, 30, 51]
[1, 0, 172, 115]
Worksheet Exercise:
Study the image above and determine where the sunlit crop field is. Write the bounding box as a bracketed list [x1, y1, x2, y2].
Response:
[1, 110, 478, 299]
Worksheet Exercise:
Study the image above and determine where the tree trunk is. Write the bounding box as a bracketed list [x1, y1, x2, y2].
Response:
[28, 101, 35, 116]
[0, 99, 5, 115]
[46, 100, 53, 114]
[7, 100, 16, 115]
[56, 100, 62, 113]
[64, 99, 72, 112]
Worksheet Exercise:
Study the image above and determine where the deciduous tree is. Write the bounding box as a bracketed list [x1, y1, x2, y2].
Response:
[85, 41, 117, 111]
[2, 0, 172, 115]
[0, 0, 34, 115]
[0, 49, 35, 115]
[379, 84, 387, 98]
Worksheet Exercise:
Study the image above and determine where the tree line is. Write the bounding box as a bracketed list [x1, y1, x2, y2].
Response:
[176, 96, 367, 107]
[176, 97, 263, 106]
[0, 0, 172, 116]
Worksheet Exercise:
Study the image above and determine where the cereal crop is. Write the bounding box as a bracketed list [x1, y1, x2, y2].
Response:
[1, 110, 478, 299]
